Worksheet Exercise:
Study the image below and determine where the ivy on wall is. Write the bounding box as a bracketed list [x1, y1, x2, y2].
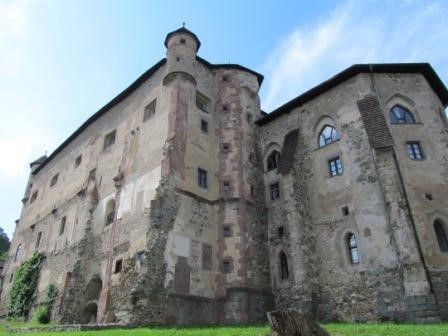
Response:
[6, 252, 44, 320]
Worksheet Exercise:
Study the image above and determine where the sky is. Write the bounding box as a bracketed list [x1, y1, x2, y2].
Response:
[1, 0, 447, 239]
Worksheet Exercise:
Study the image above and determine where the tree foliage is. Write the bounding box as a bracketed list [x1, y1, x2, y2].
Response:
[0, 226, 10, 259]
[6, 252, 44, 320]
[34, 283, 59, 324]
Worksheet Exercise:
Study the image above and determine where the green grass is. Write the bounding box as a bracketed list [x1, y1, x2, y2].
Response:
[1, 322, 448, 336]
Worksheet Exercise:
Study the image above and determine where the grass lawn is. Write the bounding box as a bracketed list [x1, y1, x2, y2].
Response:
[1, 322, 448, 336]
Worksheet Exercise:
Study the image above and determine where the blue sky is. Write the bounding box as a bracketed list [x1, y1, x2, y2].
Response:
[1, 0, 447, 238]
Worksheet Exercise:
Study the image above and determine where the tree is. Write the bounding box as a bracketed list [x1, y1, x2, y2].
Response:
[0, 226, 10, 260]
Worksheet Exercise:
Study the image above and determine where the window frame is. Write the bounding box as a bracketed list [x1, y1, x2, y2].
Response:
[389, 104, 415, 124]
[318, 125, 340, 148]
[143, 99, 157, 122]
[197, 168, 208, 189]
[347, 233, 360, 264]
[328, 156, 343, 177]
[406, 141, 424, 160]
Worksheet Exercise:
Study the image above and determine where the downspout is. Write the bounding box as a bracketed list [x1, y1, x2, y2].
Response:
[368, 64, 434, 294]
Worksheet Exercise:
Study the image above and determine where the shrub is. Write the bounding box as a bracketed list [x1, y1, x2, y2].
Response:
[34, 305, 50, 324]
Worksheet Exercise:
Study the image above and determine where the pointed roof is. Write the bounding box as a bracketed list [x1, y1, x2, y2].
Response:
[164, 26, 201, 52]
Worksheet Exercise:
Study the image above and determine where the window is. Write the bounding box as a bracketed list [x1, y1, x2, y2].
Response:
[143, 99, 156, 122]
[250, 185, 255, 198]
[198, 168, 207, 189]
[280, 252, 289, 280]
[14, 244, 22, 262]
[318, 125, 340, 148]
[136, 251, 146, 263]
[201, 119, 208, 133]
[74, 155, 82, 168]
[180, 38, 186, 44]
[389, 105, 415, 124]
[30, 190, 38, 204]
[223, 226, 232, 237]
[50, 173, 59, 187]
[103, 130, 116, 150]
[222, 143, 230, 153]
[342, 206, 350, 216]
[278, 226, 284, 238]
[105, 200, 116, 226]
[223, 181, 230, 191]
[434, 220, 448, 252]
[196, 92, 209, 112]
[270, 182, 280, 200]
[222, 104, 229, 112]
[328, 156, 343, 177]
[35, 232, 42, 249]
[223, 260, 231, 273]
[347, 234, 360, 264]
[222, 75, 229, 82]
[59, 217, 66, 235]
[425, 193, 433, 201]
[114, 259, 123, 273]
[407, 142, 424, 160]
[267, 150, 280, 171]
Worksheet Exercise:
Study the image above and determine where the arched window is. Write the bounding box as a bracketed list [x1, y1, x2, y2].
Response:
[14, 244, 22, 261]
[434, 220, 448, 252]
[347, 234, 360, 264]
[389, 105, 415, 124]
[318, 125, 339, 148]
[267, 150, 280, 171]
[280, 252, 289, 280]
[105, 199, 116, 226]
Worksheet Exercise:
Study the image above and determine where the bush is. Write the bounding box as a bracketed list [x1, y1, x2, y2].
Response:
[34, 305, 50, 324]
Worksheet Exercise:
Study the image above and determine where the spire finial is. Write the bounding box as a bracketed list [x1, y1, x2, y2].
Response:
[182, 22, 185, 28]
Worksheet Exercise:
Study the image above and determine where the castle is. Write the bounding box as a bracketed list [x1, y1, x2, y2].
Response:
[1, 27, 448, 324]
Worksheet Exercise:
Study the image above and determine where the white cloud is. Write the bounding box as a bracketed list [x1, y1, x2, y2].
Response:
[261, 0, 448, 111]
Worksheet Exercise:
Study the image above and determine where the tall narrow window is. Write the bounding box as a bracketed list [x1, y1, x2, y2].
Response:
[407, 142, 424, 160]
[198, 168, 207, 189]
[59, 216, 66, 235]
[328, 156, 343, 177]
[347, 234, 360, 264]
[389, 105, 415, 124]
[143, 99, 156, 122]
[280, 252, 289, 280]
[30, 190, 38, 204]
[105, 200, 116, 226]
[114, 259, 123, 273]
[14, 244, 22, 261]
[103, 130, 116, 150]
[267, 150, 280, 171]
[319, 125, 340, 147]
[434, 220, 448, 252]
[270, 182, 280, 200]
[74, 155, 82, 168]
[201, 119, 208, 133]
[35, 232, 42, 249]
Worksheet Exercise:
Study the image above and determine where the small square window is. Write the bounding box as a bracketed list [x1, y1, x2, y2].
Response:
[180, 38, 186, 44]
[222, 143, 230, 153]
[278, 226, 284, 238]
[59, 216, 66, 235]
[143, 99, 156, 122]
[342, 206, 349, 216]
[103, 130, 116, 150]
[407, 142, 424, 160]
[201, 119, 208, 133]
[114, 259, 123, 273]
[223, 260, 231, 273]
[223, 181, 230, 191]
[270, 182, 280, 200]
[50, 173, 59, 187]
[198, 168, 207, 189]
[35, 231, 42, 249]
[328, 157, 343, 177]
[222, 105, 229, 112]
[74, 155, 82, 168]
[223, 226, 232, 237]
[425, 193, 433, 201]
[30, 190, 38, 204]
[196, 92, 209, 112]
